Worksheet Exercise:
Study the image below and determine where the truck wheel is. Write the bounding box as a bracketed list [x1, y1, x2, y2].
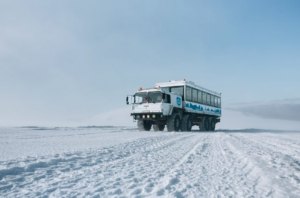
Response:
[206, 117, 212, 131]
[153, 124, 165, 131]
[199, 116, 209, 131]
[137, 120, 152, 131]
[167, 113, 181, 132]
[181, 115, 192, 132]
[209, 117, 216, 131]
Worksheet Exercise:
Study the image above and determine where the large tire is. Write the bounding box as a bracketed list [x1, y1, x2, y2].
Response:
[153, 124, 165, 131]
[209, 117, 216, 131]
[181, 115, 192, 132]
[137, 120, 152, 131]
[206, 117, 211, 131]
[166, 113, 181, 132]
[199, 116, 209, 131]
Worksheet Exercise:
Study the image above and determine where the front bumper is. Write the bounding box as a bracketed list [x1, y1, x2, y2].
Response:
[131, 112, 165, 120]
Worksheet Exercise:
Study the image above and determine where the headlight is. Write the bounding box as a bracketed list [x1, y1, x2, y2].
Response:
[152, 115, 156, 118]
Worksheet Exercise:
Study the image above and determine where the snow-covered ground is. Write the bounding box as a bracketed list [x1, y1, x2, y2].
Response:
[1, 127, 300, 197]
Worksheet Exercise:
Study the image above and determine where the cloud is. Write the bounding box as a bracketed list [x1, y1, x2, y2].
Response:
[217, 108, 300, 131]
[228, 98, 300, 122]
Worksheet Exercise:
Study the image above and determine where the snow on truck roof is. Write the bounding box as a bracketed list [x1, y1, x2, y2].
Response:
[156, 80, 221, 97]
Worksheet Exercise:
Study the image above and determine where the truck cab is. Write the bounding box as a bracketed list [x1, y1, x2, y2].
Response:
[127, 87, 183, 131]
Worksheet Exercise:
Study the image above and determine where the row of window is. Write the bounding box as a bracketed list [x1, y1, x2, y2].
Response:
[186, 86, 221, 108]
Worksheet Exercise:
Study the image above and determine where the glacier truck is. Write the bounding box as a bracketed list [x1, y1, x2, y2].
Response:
[126, 80, 221, 132]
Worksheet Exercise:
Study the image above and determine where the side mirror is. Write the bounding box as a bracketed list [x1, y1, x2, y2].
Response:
[162, 93, 165, 100]
[126, 96, 129, 105]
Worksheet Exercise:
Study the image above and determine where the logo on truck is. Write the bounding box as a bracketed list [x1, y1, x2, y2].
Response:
[176, 97, 181, 106]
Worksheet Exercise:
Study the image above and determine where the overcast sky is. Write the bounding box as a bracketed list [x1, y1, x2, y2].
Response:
[1, 0, 300, 126]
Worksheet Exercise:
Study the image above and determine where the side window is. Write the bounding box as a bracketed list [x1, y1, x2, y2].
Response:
[219, 97, 221, 108]
[211, 95, 215, 106]
[192, 89, 198, 102]
[163, 94, 171, 103]
[215, 97, 218, 107]
[197, 91, 202, 103]
[202, 92, 207, 104]
[170, 86, 184, 96]
[207, 94, 211, 106]
[216, 97, 219, 107]
[186, 86, 192, 101]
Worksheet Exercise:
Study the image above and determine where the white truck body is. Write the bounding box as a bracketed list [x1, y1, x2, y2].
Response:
[127, 80, 221, 132]
[156, 80, 222, 117]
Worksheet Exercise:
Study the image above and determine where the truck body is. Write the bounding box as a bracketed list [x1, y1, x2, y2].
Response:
[126, 80, 221, 131]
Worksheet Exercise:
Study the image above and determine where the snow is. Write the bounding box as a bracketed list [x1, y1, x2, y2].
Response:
[1, 127, 300, 197]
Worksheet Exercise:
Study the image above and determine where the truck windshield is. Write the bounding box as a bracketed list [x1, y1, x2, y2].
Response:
[134, 91, 163, 104]
[135, 92, 147, 104]
[148, 92, 162, 103]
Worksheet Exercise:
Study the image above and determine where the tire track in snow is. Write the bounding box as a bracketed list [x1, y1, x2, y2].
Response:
[229, 133, 300, 197]
[247, 133, 300, 157]
[221, 134, 275, 197]
[149, 134, 208, 197]
[1, 131, 300, 197]
[96, 133, 207, 197]
[155, 133, 275, 197]
[0, 133, 200, 197]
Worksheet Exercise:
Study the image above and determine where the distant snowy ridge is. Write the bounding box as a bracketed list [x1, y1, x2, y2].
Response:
[2, 107, 300, 130]
[82, 107, 300, 130]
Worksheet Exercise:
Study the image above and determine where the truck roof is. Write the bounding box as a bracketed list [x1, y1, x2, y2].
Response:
[135, 87, 172, 95]
[136, 88, 160, 93]
[156, 80, 221, 97]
